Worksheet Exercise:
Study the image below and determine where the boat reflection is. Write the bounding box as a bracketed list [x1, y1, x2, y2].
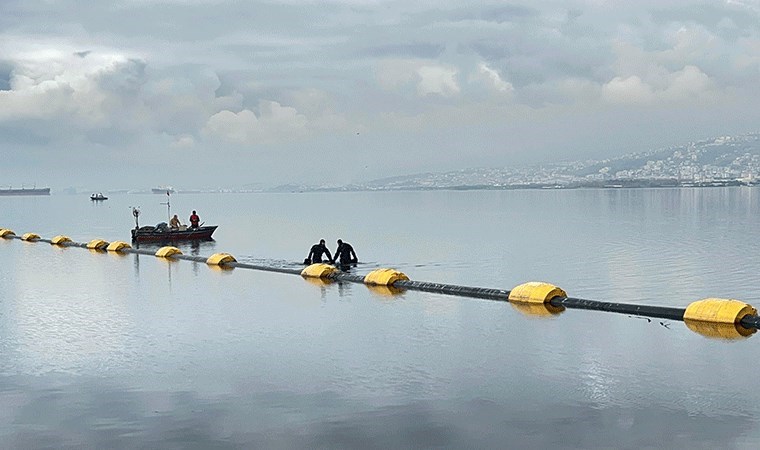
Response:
[132, 239, 217, 254]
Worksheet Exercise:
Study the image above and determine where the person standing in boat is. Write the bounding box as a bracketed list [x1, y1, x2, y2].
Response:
[334, 239, 358, 267]
[169, 214, 182, 230]
[305, 239, 333, 264]
[189, 210, 200, 229]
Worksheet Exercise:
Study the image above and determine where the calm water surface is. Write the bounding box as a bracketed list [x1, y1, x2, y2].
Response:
[1, 188, 760, 448]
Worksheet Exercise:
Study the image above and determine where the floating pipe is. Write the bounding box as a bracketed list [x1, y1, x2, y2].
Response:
[548, 297, 686, 321]
[393, 280, 510, 301]
[4, 232, 760, 336]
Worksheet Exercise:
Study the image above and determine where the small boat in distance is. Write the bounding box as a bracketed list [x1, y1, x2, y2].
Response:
[90, 193, 108, 201]
[152, 186, 176, 194]
[0, 186, 51, 196]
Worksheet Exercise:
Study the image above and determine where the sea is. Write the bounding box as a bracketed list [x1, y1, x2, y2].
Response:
[1, 187, 760, 448]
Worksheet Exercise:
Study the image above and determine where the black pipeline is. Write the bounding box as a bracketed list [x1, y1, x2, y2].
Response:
[361, 278, 747, 327]
[4, 231, 759, 337]
[299, 265, 760, 336]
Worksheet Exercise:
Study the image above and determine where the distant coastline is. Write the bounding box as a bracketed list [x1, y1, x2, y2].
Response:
[0, 187, 51, 196]
[295, 132, 760, 193]
[46, 181, 759, 195]
[49, 133, 760, 195]
[264, 177, 754, 193]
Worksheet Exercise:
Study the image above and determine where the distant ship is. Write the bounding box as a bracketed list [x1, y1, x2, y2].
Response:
[151, 186, 176, 194]
[0, 187, 51, 196]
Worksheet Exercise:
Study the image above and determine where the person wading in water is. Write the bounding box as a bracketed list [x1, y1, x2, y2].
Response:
[305, 239, 333, 264]
[334, 239, 358, 268]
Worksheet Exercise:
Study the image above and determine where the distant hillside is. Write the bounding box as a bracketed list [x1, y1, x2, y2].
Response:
[573, 134, 760, 177]
[335, 133, 760, 191]
[258, 133, 760, 192]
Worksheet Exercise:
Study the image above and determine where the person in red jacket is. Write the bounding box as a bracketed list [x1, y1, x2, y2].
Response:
[189, 210, 200, 229]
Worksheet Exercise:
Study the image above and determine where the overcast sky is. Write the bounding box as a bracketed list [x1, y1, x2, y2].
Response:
[2, 0, 760, 189]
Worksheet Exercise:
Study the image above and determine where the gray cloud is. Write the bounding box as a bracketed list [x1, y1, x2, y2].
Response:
[0, 61, 11, 90]
[1, 0, 760, 189]
[358, 43, 446, 59]
[0, 123, 51, 146]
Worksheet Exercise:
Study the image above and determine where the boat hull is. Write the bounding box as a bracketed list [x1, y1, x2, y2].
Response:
[131, 225, 217, 243]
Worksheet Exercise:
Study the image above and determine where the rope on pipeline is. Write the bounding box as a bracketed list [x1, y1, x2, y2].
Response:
[1, 228, 758, 340]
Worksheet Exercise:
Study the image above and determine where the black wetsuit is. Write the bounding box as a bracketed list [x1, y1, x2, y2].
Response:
[308, 243, 332, 263]
[334, 242, 357, 264]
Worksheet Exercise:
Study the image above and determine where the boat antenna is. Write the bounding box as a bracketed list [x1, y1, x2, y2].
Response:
[160, 190, 171, 221]
[132, 206, 141, 229]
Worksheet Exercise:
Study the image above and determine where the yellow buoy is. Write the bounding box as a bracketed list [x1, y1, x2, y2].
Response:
[683, 298, 757, 339]
[106, 241, 132, 252]
[86, 239, 109, 250]
[0, 229, 15, 238]
[301, 263, 338, 279]
[155, 246, 182, 258]
[508, 282, 566, 304]
[21, 233, 40, 241]
[206, 253, 236, 266]
[50, 235, 72, 245]
[363, 268, 409, 286]
[684, 298, 756, 324]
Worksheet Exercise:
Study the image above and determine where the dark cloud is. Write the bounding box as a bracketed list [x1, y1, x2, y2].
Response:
[84, 128, 141, 146]
[95, 57, 146, 95]
[358, 43, 446, 59]
[0, 61, 11, 91]
[6, 0, 341, 45]
[1, 0, 760, 186]
[0, 0, 25, 32]
[650, 4, 760, 35]
[449, 3, 539, 23]
[0, 123, 51, 146]
[468, 40, 512, 61]
[481, 4, 539, 22]
[469, 29, 613, 89]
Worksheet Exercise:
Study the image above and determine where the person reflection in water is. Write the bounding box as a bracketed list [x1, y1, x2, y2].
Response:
[334, 239, 358, 269]
[305, 239, 333, 265]
[190, 240, 201, 257]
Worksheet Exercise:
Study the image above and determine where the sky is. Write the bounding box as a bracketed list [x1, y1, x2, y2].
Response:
[2, 0, 760, 190]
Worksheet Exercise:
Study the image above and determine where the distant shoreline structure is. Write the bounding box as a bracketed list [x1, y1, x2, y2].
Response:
[0, 187, 51, 196]
[151, 186, 175, 194]
[266, 177, 756, 193]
